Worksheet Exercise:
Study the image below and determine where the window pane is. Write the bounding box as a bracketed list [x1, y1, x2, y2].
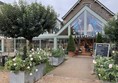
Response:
[87, 11, 104, 36]
[71, 12, 84, 35]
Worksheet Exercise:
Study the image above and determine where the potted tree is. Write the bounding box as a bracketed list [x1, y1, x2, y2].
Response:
[67, 35, 76, 56]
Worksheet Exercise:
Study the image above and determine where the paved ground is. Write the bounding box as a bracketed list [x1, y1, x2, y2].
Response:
[0, 71, 9, 83]
[36, 56, 100, 83]
[0, 56, 100, 83]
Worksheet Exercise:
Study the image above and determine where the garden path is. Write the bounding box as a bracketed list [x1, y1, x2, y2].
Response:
[36, 56, 100, 83]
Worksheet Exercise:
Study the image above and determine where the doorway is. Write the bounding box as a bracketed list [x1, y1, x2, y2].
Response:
[76, 38, 95, 56]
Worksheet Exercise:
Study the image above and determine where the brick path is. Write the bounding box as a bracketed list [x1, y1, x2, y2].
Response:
[36, 56, 100, 83]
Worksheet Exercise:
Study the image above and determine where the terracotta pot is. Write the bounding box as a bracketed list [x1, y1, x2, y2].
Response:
[68, 51, 75, 57]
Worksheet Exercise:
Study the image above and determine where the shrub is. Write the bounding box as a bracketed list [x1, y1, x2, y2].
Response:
[67, 35, 76, 52]
[5, 56, 25, 73]
[96, 32, 103, 43]
[5, 49, 48, 73]
[94, 56, 118, 82]
[51, 48, 65, 57]
[112, 51, 118, 64]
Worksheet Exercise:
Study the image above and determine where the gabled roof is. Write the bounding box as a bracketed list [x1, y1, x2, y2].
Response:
[0, 1, 4, 5]
[57, 6, 107, 36]
[62, 0, 115, 19]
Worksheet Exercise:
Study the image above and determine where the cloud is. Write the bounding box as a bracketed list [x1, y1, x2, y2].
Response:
[99, 0, 118, 13]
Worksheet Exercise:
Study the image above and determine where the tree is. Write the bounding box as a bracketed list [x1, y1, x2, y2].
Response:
[0, 0, 57, 49]
[104, 15, 118, 44]
[96, 32, 103, 43]
[67, 35, 76, 52]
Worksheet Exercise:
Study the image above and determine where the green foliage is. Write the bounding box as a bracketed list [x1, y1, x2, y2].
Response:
[94, 56, 118, 82]
[5, 49, 48, 73]
[52, 48, 65, 57]
[104, 15, 118, 44]
[96, 32, 103, 43]
[22, 45, 27, 60]
[0, 0, 57, 46]
[67, 35, 76, 52]
[5, 56, 25, 73]
[44, 61, 55, 74]
[0, 66, 4, 70]
[112, 51, 118, 64]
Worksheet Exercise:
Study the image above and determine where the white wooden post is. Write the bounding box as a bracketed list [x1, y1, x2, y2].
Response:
[68, 25, 71, 36]
[54, 37, 57, 50]
[14, 38, 16, 52]
[84, 10, 87, 35]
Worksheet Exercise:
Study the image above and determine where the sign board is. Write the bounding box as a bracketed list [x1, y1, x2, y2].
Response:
[95, 43, 110, 57]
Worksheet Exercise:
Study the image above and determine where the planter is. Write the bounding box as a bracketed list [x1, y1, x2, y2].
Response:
[34, 63, 46, 81]
[49, 56, 64, 66]
[68, 51, 75, 57]
[9, 63, 46, 83]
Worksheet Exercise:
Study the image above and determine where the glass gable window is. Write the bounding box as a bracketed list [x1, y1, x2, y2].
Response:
[69, 10, 105, 37]
[87, 11, 104, 36]
[71, 12, 84, 35]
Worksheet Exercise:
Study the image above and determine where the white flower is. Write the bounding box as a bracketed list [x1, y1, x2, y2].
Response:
[30, 58, 33, 61]
[30, 63, 32, 66]
[35, 69, 38, 72]
[112, 51, 115, 54]
[116, 65, 118, 68]
[38, 52, 40, 54]
[29, 54, 32, 57]
[23, 60, 25, 62]
[13, 63, 16, 66]
[109, 64, 113, 68]
[32, 49, 34, 51]
[39, 56, 41, 59]
[93, 60, 97, 64]
[101, 65, 103, 67]
[27, 66, 30, 69]
[30, 73, 32, 76]
[98, 74, 101, 76]
[37, 48, 39, 51]
[13, 58, 16, 61]
[40, 48, 42, 51]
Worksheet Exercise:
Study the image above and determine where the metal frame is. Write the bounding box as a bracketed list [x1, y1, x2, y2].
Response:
[95, 43, 110, 57]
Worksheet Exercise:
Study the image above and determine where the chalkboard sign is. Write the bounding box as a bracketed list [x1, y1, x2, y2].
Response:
[95, 43, 110, 57]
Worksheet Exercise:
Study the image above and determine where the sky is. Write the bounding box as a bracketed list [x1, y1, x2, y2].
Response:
[1, 0, 118, 20]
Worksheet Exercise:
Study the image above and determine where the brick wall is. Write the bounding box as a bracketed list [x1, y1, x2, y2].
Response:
[63, 0, 113, 24]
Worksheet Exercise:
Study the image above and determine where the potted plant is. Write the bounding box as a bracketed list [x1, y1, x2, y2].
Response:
[67, 35, 76, 56]
[5, 49, 47, 83]
[49, 48, 65, 66]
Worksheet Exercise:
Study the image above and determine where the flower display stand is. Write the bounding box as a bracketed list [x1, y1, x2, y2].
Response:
[9, 63, 46, 83]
